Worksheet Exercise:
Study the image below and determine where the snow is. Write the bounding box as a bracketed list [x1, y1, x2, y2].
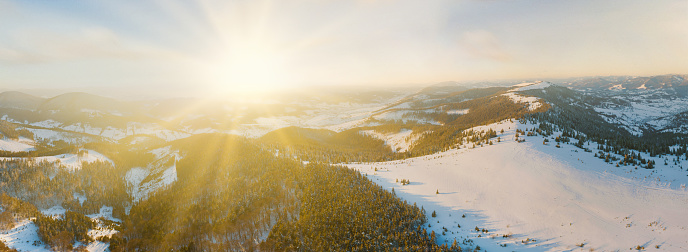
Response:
[128, 164, 177, 202]
[592, 93, 688, 136]
[0, 150, 113, 171]
[502, 82, 549, 111]
[50, 150, 113, 171]
[323, 117, 371, 132]
[41, 205, 66, 218]
[0, 137, 35, 152]
[608, 84, 625, 90]
[502, 93, 542, 111]
[125, 167, 149, 201]
[149, 146, 180, 160]
[86, 206, 120, 223]
[0, 219, 50, 252]
[1, 206, 120, 252]
[513, 82, 536, 88]
[514, 81, 553, 92]
[348, 120, 688, 251]
[27, 128, 94, 144]
[139, 165, 177, 201]
[29, 120, 61, 128]
[446, 109, 469, 115]
[125, 167, 148, 188]
[73, 193, 87, 206]
[301, 103, 387, 132]
[390, 102, 412, 110]
[13, 206, 120, 252]
[85, 206, 122, 252]
[80, 109, 105, 118]
[360, 129, 423, 152]
[254, 117, 296, 128]
[126, 123, 191, 141]
[85, 241, 110, 252]
[186, 127, 215, 134]
[27, 129, 62, 141]
[372, 110, 442, 125]
[127, 147, 181, 201]
[27, 121, 193, 142]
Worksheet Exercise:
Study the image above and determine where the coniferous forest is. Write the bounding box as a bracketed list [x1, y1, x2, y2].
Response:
[0, 82, 687, 251]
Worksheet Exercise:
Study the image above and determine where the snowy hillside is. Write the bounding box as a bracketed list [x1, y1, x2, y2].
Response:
[502, 82, 551, 111]
[2, 76, 688, 251]
[348, 120, 688, 251]
[360, 129, 424, 152]
[0, 137, 35, 152]
[0, 206, 119, 252]
[0, 149, 113, 171]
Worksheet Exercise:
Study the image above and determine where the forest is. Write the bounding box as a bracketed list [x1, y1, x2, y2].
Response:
[0, 131, 465, 251]
[107, 134, 461, 251]
[1, 85, 686, 251]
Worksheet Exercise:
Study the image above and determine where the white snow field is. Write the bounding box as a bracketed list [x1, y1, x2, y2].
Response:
[0, 137, 35, 152]
[348, 120, 688, 251]
[0, 218, 50, 252]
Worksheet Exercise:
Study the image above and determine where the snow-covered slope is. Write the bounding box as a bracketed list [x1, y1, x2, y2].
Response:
[0, 137, 35, 152]
[502, 82, 551, 111]
[348, 120, 688, 251]
[0, 149, 113, 171]
[0, 219, 49, 252]
[85, 206, 120, 252]
[0, 205, 119, 252]
[360, 129, 423, 152]
[126, 146, 180, 202]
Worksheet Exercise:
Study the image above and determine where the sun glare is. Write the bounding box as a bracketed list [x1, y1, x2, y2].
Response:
[208, 47, 291, 95]
[225, 55, 278, 85]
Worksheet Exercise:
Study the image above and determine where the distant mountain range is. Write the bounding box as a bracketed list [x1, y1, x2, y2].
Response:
[559, 74, 688, 91]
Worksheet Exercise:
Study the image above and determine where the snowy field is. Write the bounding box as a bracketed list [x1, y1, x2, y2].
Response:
[0, 149, 113, 171]
[348, 120, 688, 251]
[0, 137, 35, 152]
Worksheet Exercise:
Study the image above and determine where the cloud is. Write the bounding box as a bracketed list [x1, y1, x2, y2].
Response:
[459, 30, 512, 62]
[0, 27, 183, 64]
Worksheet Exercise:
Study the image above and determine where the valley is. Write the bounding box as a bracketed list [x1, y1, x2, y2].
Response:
[0, 75, 687, 251]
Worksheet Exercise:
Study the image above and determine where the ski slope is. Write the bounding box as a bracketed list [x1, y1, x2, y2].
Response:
[348, 120, 688, 251]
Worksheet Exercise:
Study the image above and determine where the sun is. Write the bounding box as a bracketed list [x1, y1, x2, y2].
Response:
[206, 44, 292, 96]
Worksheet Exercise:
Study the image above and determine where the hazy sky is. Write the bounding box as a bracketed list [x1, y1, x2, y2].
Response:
[0, 0, 687, 95]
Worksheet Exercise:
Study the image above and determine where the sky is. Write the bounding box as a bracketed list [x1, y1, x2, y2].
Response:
[0, 0, 687, 96]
